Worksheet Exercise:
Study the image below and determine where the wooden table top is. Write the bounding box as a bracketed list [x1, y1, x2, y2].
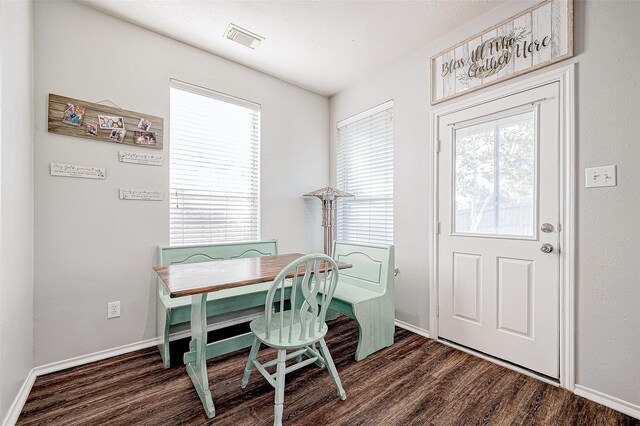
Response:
[154, 253, 352, 298]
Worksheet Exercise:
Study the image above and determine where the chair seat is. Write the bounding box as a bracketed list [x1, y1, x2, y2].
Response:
[331, 282, 382, 304]
[250, 311, 328, 349]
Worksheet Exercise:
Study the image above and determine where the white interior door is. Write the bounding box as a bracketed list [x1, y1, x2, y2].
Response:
[437, 82, 560, 379]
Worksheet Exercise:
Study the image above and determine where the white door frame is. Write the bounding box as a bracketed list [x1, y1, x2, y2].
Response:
[430, 64, 576, 389]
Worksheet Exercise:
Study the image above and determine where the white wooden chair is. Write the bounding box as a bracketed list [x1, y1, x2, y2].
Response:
[241, 254, 346, 426]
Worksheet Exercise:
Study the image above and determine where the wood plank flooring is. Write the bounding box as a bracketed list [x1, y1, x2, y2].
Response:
[18, 316, 638, 425]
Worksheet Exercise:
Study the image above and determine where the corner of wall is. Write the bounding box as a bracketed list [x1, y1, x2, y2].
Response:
[0, 0, 36, 422]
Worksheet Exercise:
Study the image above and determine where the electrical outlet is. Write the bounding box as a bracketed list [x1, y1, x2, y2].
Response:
[107, 301, 121, 319]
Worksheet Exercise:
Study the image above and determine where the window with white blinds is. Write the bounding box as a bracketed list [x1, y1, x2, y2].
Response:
[336, 100, 394, 245]
[169, 80, 260, 246]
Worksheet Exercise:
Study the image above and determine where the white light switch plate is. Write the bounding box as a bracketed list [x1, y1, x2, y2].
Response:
[585, 165, 617, 188]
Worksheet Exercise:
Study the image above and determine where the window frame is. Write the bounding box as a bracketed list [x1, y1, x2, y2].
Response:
[336, 100, 394, 246]
[169, 79, 261, 246]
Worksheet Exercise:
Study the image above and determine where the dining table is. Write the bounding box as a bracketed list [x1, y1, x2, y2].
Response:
[153, 252, 352, 418]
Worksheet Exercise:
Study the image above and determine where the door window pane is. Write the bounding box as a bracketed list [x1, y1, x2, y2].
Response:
[453, 111, 536, 237]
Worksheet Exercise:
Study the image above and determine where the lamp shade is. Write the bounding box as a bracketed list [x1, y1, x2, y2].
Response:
[303, 186, 353, 200]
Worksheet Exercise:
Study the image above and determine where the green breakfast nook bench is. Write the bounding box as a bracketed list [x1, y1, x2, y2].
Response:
[327, 241, 395, 361]
[156, 240, 279, 368]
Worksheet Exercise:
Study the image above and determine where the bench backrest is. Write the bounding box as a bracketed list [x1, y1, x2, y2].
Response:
[332, 241, 394, 294]
[158, 240, 279, 266]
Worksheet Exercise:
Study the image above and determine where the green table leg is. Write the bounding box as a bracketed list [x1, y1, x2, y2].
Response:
[185, 294, 216, 418]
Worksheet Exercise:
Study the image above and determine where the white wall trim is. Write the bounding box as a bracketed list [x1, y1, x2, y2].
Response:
[560, 64, 576, 391]
[34, 336, 161, 377]
[394, 319, 430, 338]
[429, 64, 576, 388]
[35, 312, 259, 376]
[2, 369, 36, 426]
[575, 385, 640, 420]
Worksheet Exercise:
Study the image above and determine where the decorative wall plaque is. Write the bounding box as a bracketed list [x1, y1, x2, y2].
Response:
[119, 188, 163, 201]
[48, 94, 164, 149]
[50, 163, 106, 180]
[430, 0, 573, 105]
[118, 151, 163, 166]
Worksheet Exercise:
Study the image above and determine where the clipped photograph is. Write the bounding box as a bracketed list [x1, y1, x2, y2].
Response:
[137, 117, 152, 131]
[98, 115, 125, 129]
[84, 123, 98, 136]
[133, 131, 157, 145]
[61, 103, 85, 126]
[109, 128, 127, 143]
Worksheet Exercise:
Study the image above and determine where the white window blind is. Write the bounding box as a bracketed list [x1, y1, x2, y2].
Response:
[336, 100, 394, 245]
[169, 80, 260, 246]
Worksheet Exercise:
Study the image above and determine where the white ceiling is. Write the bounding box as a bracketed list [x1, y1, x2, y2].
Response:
[78, 0, 503, 96]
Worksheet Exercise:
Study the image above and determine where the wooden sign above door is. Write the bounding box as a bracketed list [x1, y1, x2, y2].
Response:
[430, 0, 573, 105]
[48, 93, 164, 149]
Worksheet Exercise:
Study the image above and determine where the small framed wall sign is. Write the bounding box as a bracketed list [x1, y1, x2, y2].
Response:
[430, 0, 573, 105]
[119, 188, 163, 201]
[118, 151, 163, 166]
[50, 163, 106, 180]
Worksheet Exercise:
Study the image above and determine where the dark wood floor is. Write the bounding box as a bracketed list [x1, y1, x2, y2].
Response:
[18, 316, 638, 425]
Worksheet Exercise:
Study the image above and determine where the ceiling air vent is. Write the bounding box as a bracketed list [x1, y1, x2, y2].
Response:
[225, 24, 264, 49]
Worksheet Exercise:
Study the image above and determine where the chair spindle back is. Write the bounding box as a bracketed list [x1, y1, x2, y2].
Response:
[264, 254, 339, 345]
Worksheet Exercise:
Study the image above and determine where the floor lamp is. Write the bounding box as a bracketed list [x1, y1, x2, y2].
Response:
[303, 186, 353, 257]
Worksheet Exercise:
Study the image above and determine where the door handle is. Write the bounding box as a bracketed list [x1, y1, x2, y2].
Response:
[540, 243, 554, 253]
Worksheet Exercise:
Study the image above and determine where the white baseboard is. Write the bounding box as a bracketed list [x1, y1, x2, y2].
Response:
[394, 319, 430, 338]
[2, 369, 36, 426]
[35, 312, 260, 376]
[34, 336, 161, 377]
[574, 384, 640, 420]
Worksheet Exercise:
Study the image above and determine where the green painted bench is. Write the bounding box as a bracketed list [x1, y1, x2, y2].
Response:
[156, 240, 279, 368]
[327, 241, 395, 361]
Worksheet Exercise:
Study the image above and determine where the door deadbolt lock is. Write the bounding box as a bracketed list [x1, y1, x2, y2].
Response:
[541, 223, 554, 233]
[540, 243, 554, 254]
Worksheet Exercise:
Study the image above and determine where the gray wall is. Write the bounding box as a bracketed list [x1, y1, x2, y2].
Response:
[572, 0, 640, 406]
[0, 0, 35, 421]
[33, 0, 329, 366]
[330, 0, 640, 409]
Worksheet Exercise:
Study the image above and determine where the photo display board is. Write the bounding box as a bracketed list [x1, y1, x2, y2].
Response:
[48, 93, 164, 149]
